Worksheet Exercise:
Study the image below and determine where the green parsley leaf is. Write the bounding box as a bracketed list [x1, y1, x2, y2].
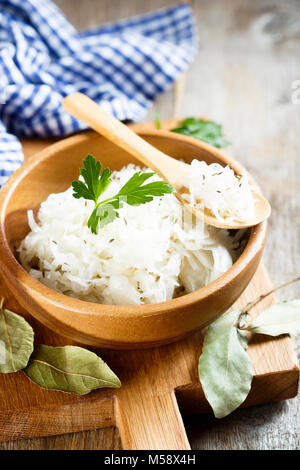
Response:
[72, 180, 95, 202]
[88, 204, 120, 234]
[115, 171, 173, 206]
[97, 204, 119, 229]
[72, 154, 112, 203]
[171, 118, 230, 148]
[117, 171, 155, 195]
[87, 207, 99, 234]
[73, 156, 174, 234]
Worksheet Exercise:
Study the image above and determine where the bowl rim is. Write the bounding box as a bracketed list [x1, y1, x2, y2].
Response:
[0, 130, 267, 320]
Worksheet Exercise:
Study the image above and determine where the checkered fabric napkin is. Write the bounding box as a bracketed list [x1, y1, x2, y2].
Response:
[0, 0, 197, 186]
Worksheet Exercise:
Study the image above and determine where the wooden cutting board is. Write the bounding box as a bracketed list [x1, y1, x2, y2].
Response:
[0, 123, 299, 450]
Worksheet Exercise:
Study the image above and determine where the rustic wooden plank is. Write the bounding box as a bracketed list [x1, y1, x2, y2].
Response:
[0, 255, 297, 448]
[0, 396, 116, 443]
[0, 428, 122, 450]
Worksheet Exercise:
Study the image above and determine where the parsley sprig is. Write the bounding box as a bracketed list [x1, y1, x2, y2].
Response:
[72, 155, 174, 234]
[171, 117, 230, 148]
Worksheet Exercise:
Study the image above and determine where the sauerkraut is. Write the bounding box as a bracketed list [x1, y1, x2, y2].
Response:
[18, 164, 244, 305]
[183, 160, 255, 223]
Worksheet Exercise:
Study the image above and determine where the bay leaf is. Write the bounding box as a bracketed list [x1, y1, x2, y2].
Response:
[0, 299, 34, 373]
[199, 309, 252, 419]
[247, 299, 300, 336]
[24, 345, 121, 394]
[237, 328, 248, 350]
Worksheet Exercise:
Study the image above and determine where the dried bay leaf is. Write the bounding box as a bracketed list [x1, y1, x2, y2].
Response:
[199, 309, 252, 419]
[24, 345, 121, 394]
[0, 299, 34, 373]
[237, 328, 248, 350]
[247, 299, 300, 336]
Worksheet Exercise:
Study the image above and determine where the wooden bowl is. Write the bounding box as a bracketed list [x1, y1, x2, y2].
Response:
[0, 131, 267, 349]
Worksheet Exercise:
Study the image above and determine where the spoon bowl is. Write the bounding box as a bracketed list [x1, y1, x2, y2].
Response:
[63, 92, 271, 229]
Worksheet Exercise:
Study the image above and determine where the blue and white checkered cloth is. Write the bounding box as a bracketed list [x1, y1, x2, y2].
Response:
[0, 0, 197, 186]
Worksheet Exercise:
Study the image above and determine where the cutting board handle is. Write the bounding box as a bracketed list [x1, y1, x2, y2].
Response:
[115, 391, 190, 450]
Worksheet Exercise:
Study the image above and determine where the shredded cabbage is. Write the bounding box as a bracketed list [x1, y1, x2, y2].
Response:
[183, 160, 256, 222]
[18, 164, 243, 305]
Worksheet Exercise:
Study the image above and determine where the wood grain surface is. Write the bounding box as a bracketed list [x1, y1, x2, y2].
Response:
[1, 0, 299, 451]
[0, 253, 298, 449]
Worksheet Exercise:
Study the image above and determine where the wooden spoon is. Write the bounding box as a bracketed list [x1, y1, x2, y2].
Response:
[62, 92, 271, 229]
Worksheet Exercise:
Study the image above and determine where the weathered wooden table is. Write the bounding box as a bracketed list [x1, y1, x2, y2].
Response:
[1, 0, 299, 450]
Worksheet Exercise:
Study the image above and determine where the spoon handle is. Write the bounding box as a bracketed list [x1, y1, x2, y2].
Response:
[63, 93, 172, 176]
